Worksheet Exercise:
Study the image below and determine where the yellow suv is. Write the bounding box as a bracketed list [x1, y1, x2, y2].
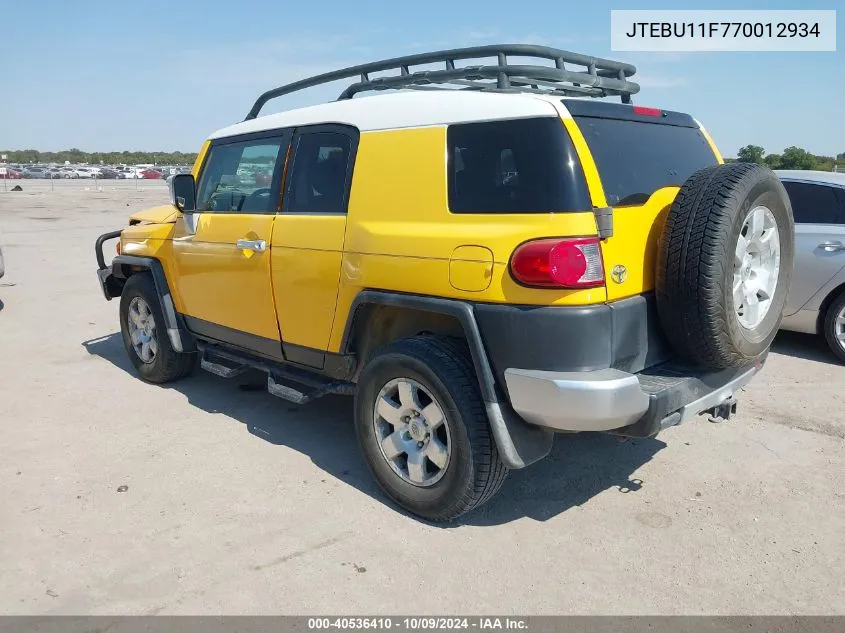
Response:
[95, 45, 794, 521]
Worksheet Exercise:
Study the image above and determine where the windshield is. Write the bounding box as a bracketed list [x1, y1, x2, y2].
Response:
[574, 116, 718, 207]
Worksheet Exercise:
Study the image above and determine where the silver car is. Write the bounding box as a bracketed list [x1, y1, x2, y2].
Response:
[777, 170, 845, 362]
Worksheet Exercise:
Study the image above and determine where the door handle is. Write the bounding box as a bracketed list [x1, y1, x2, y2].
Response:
[236, 239, 266, 252]
[818, 241, 845, 252]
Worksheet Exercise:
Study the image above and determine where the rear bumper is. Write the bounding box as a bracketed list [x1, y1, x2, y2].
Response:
[504, 356, 765, 436]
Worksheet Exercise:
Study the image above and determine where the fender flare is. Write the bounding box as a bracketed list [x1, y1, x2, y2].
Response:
[340, 290, 553, 469]
[111, 255, 196, 353]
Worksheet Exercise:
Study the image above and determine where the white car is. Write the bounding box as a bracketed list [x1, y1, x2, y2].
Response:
[73, 167, 102, 178]
[116, 167, 141, 179]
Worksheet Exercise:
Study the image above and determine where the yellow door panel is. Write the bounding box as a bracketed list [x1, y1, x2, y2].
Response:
[172, 213, 280, 342]
[271, 215, 347, 351]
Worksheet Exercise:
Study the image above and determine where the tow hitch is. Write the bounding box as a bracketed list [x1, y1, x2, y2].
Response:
[707, 396, 738, 423]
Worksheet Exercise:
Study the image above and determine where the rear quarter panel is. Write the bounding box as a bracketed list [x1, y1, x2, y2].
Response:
[329, 125, 606, 352]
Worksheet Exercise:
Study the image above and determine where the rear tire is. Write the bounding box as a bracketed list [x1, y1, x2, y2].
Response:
[656, 163, 794, 370]
[119, 273, 196, 383]
[823, 291, 845, 364]
[354, 336, 508, 521]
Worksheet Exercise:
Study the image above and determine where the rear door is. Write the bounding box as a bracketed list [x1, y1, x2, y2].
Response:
[780, 179, 845, 315]
[270, 124, 358, 368]
[565, 101, 721, 301]
[171, 131, 290, 360]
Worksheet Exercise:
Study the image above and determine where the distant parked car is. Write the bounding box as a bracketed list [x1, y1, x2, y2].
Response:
[98, 168, 120, 179]
[116, 167, 139, 179]
[777, 170, 845, 362]
[0, 167, 22, 179]
[140, 169, 163, 179]
[23, 167, 49, 179]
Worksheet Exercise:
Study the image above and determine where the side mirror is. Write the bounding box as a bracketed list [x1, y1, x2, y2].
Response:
[169, 173, 196, 212]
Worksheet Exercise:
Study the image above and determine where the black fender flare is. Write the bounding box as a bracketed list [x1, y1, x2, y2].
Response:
[111, 255, 196, 353]
[340, 290, 553, 469]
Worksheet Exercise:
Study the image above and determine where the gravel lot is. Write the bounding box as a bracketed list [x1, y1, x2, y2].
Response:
[1, 180, 843, 615]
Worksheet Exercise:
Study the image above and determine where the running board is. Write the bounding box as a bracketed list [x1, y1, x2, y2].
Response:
[196, 341, 354, 405]
[200, 355, 246, 379]
[268, 374, 354, 405]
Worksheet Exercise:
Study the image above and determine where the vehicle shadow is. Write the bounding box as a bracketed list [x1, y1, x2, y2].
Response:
[771, 330, 841, 366]
[82, 332, 665, 526]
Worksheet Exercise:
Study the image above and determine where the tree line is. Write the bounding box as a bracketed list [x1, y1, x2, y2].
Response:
[1, 149, 199, 166]
[3, 145, 843, 171]
[733, 146, 844, 171]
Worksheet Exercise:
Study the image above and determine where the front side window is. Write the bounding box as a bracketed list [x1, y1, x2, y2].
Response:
[782, 181, 845, 225]
[196, 137, 285, 213]
[447, 117, 590, 214]
[284, 131, 355, 214]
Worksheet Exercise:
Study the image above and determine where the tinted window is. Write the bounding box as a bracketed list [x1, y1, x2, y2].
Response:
[196, 137, 285, 213]
[574, 117, 718, 206]
[447, 117, 590, 214]
[782, 181, 845, 225]
[284, 131, 354, 214]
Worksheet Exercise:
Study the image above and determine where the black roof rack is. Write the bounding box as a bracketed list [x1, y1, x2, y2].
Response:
[244, 44, 639, 121]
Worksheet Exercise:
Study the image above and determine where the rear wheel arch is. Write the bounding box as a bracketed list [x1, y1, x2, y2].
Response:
[340, 290, 554, 470]
[340, 291, 495, 399]
[817, 281, 845, 333]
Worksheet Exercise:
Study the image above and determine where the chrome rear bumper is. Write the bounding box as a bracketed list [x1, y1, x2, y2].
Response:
[504, 360, 764, 435]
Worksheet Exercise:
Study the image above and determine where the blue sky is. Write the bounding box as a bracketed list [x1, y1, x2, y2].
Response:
[2, 0, 842, 157]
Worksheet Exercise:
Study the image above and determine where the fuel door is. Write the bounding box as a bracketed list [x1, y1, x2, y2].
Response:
[449, 245, 494, 292]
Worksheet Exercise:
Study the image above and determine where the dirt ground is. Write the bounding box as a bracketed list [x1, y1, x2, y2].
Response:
[1, 180, 843, 615]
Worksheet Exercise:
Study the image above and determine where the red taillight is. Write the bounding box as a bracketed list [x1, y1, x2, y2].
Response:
[510, 237, 605, 288]
[633, 105, 662, 117]
[116, 241, 121, 255]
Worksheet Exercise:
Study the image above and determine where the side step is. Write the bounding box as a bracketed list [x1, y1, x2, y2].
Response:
[200, 354, 247, 379]
[267, 374, 353, 405]
[197, 342, 354, 405]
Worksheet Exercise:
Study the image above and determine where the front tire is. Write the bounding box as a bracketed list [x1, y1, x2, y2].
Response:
[354, 336, 508, 521]
[823, 291, 845, 364]
[119, 273, 196, 383]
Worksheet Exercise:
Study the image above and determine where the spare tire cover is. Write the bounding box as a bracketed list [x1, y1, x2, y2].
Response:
[655, 162, 794, 370]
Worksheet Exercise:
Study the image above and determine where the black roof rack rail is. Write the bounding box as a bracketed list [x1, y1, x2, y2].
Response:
[244, 44, 639, 121]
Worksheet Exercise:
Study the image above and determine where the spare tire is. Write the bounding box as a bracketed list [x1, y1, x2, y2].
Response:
[655, 162, 794, 370]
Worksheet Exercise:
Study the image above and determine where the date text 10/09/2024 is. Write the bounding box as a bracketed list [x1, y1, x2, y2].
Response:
[308, 618, 528, 630]
[625, 22, 821, 39]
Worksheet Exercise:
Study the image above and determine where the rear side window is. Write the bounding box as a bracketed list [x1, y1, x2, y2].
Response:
[284, 130, 355, 214]
[782, 181, 845, 225]
[574, 117, 718, 207]
[447, 117, 590, 214]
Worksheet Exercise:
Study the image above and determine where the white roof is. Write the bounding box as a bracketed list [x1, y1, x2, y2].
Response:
[209, 90, 570, 139]
[775, 170, 845, 186]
